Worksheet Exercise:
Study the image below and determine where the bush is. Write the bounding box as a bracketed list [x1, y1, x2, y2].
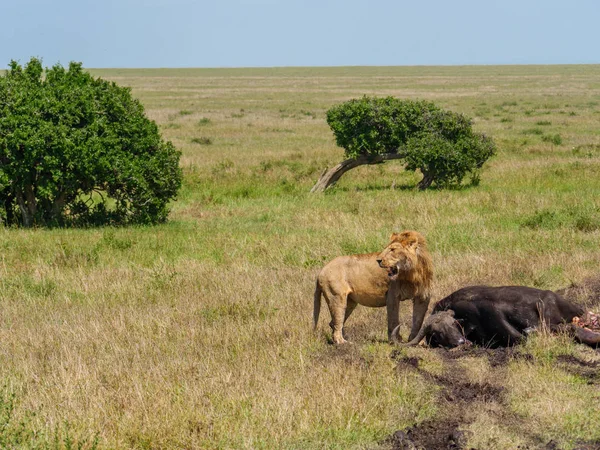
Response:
[0, 58, 182, 227]
[326, 97, 442, 158]
[325, 96, 496, 189]
[542, 133, 563, 146]
[405, 132, 496, 188]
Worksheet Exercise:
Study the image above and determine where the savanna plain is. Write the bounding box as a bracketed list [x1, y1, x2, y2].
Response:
[1, 65, 600, 449]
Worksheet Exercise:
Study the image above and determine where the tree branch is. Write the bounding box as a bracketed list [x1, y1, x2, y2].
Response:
[310, 153, 404, 193]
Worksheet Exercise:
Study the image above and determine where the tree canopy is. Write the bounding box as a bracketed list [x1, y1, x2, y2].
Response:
[0, 58, 182, 226]
[312, 96, 495, 191]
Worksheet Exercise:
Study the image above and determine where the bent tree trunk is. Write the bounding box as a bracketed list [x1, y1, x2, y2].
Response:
[310, 153, 404, 193]
[417, 170, 435, 190]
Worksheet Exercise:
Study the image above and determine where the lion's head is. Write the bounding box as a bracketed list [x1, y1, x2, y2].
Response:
[376, 231, 433, 290]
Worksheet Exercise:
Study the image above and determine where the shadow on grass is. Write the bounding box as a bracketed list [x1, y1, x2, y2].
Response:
[328, 181, 481, 194]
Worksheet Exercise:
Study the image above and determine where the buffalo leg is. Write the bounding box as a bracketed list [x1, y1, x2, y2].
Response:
[573, 327, 600, 348]
[500, 319, 526, 346]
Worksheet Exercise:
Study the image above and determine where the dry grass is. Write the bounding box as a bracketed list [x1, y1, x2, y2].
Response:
[1, 65, 600, 448]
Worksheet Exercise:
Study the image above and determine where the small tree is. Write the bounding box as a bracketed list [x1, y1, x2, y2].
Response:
[311, 96, 495, 192]
[0, 58, 182, 226]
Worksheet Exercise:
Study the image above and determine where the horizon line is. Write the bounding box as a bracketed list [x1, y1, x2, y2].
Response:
[82, 62, 600, 70]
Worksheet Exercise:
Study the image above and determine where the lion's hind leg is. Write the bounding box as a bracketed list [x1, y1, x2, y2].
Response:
[322, 286, 351, 345]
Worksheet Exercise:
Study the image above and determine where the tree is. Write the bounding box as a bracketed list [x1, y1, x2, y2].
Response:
[0, 58, 182, 227]
[311, 96, 495, 192]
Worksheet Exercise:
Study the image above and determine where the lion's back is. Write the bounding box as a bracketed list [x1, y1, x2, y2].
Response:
[317, 253, 389, 303]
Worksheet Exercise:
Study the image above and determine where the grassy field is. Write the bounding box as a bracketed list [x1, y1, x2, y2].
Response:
[1, 65, 600, 449]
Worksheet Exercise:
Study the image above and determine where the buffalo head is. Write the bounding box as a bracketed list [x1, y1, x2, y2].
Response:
[402, 310, 470, 348]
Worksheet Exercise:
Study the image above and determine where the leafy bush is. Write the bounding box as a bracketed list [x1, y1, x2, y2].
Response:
[325, 96, 496, 188]
[0, 57, 182, 227]
[404, 132, 496, 188]
[326, 97, 441, 158]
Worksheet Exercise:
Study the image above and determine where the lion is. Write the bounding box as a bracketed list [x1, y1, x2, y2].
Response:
[313, 231, 433, 345]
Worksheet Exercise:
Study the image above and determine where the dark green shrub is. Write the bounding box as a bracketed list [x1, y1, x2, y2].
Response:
[404, 132, 496, 188]
[0, 58, 182, 227]
[522, 210, 564, 229]
[191, 137, 213, 145]
[326, 96, 441, 158]
[325, 96, 496, 189]
[542, 133, 563, 145]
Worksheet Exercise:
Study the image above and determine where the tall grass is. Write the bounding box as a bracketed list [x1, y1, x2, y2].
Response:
[1, 65, 600, 448]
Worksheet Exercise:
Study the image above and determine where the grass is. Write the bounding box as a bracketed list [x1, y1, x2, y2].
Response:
[2, 65, 600, 448]
[190, 136, 213, 145]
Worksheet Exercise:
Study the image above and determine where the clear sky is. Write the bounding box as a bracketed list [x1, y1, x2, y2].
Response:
[2, 0, 599, 68]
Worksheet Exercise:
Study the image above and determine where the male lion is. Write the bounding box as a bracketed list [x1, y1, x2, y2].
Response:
[313, 231, 433, 344]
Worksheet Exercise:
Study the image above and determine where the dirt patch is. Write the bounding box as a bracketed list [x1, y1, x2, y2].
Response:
[572, 439, 600, 450]
[388, 354, 505, 449]
[434, 346, 534, 367]
[440, 378, 504, 404]
[388, 419, 467, 450]
[394, 353, 505, 404]
[392, 352, 420, 369]
[557, 354, 600, 368]
[388, 347, 599, 449]
[556, 354, 600, 384]
[557, 275, 600, 310]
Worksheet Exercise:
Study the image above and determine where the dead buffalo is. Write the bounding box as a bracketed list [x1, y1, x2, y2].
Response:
[399, 285, 600, 348]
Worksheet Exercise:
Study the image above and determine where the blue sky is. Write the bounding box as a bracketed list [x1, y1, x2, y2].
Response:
[2, 0, 599, 68]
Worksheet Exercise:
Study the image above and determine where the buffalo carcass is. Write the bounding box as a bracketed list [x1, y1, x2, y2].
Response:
[399, 285, 600, 348]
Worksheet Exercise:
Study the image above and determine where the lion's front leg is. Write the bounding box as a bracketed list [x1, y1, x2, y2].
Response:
[409, 296, 430, 341]
[386, 287, 400, 343]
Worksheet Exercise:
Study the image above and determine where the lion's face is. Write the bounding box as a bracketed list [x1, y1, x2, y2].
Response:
[376, 231, 422, 281]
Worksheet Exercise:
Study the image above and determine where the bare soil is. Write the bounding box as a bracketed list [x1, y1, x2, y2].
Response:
[556, 354, 600, 384]
[435, 346, 534, 367]
[387, 349, 504, 449]
[384, 346, 600, 450]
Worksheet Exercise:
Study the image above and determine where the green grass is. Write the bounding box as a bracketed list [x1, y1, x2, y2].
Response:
[1, 65, 600, 448]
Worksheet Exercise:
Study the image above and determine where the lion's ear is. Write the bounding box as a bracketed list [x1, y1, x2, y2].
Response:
[389, 232, 402, 242]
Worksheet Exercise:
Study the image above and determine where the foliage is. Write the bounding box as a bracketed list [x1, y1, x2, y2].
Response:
[326, 96, 437, 159]
[325, 96, 496, 188]
[0, 57, 182, 227]
[404, 132, 496, 188]
[1, 66, 600, 449]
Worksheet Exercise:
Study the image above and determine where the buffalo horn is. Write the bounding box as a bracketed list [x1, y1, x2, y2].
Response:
[402, 315, 433, 346]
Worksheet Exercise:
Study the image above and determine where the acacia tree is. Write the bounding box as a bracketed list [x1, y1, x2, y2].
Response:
[0, 58, 182, 227]
[311, 96, 495, 192]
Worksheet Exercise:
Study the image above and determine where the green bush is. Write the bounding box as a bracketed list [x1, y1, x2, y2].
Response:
[404, 132, 496, 188]
[325, 96, 495, 189]
[326, 96, 441, 158]
[0, 58, 182, 227]
[542, 133, 563, 145]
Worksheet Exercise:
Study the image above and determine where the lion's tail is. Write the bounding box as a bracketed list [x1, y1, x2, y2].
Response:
[313, 280, 322, 330]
